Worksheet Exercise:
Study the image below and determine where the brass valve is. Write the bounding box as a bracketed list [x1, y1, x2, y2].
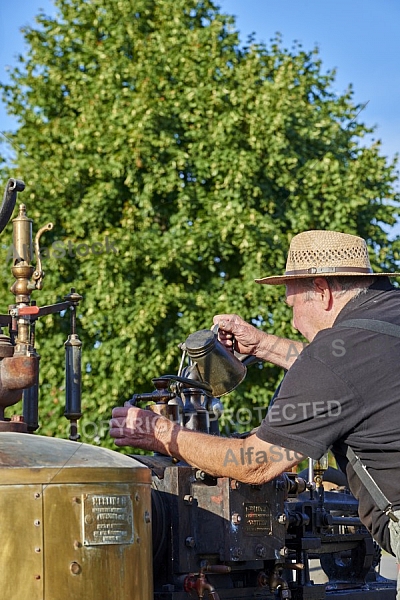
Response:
[10, 203, 53, 303]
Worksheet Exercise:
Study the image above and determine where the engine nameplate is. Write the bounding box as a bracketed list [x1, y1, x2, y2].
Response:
[82, 493, 134, 545]
[243, 503, 272, 534]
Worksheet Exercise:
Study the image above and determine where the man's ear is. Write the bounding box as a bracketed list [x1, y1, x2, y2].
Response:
[313, 277, 333, 310]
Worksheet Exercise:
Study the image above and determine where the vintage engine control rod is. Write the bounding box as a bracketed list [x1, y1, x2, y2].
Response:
[0, 179, 83, 439]
[64, 289, 83, 440]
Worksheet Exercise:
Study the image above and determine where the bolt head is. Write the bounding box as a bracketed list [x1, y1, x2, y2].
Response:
[277, 513, 287, 525]
[256, 544, 267, 558]
[231, 547, 243, 559]
[231, 512, 241, 524]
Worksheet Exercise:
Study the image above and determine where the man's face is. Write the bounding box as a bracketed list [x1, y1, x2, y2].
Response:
[285, 280, 322, 341]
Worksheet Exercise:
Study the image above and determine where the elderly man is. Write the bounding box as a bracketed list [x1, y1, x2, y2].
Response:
[110, 230, 400, 594]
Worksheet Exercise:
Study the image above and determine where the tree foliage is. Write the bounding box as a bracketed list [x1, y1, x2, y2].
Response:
[0, 0, 399, 447]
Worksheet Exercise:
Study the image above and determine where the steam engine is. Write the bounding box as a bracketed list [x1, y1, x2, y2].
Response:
[0, 179, 396, 599]
[130, 373, 395, 600]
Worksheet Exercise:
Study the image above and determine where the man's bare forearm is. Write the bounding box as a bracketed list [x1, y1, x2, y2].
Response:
[158, 425, 303, 485]
[255, 333, 306, 369]
[110, 407, 304, 484]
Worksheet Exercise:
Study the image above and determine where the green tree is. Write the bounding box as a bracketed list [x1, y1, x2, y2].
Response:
[0, 0, 399, 446]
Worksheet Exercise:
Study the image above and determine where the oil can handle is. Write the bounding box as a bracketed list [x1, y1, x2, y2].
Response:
[211, 323, 237, 354]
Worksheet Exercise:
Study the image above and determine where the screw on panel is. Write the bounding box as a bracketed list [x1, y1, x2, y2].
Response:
[73, 540, 82, 549]
[34, 548, 41, 553]
[34, 520, 41, 526]
[185, 537, 196, 548]
[34, 493, 41, 499]
[144, 511, 151, 523]
[135, 493, 140, 502]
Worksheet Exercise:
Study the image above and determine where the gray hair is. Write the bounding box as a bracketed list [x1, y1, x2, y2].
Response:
[295, 276, 379, 301]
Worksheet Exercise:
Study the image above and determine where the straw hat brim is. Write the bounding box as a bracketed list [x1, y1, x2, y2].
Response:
[255, 272, 400, 285]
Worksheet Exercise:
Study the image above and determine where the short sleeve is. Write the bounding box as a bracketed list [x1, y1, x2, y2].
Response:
[256, 350, 364, 460]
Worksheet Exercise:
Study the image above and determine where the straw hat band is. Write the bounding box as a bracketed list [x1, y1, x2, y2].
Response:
[285, 266, 373, 276]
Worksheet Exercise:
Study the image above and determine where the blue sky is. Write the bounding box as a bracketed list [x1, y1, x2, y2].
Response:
[1, 0, 399, 170]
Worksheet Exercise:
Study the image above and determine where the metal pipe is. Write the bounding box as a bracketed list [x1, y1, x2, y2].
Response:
[0, 178, 24, 235]
[64, 332, 82, 441]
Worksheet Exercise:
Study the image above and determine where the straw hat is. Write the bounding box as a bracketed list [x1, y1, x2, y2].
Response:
[255, 230, 400, 285]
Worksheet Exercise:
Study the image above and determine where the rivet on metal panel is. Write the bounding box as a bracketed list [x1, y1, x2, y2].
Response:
[72, 496, 81, 504]
[73, 540, 82, 549]
[35, 575, 41, 580]
[34, 493, 41, 499]
[70, 561, 82, 575]
[34, 519, 41, 526]
[34, 547, 41, 553]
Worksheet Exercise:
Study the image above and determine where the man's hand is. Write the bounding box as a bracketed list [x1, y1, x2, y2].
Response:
[213, 313, 306, 369]
[110, 405, 174, 454]
[213, 313, 263, 355]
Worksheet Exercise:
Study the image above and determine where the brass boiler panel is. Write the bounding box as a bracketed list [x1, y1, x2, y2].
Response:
[0, 433, 153, 600]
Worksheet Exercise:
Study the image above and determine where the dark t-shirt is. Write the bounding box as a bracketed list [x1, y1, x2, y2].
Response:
[257, 278, 400, 553]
